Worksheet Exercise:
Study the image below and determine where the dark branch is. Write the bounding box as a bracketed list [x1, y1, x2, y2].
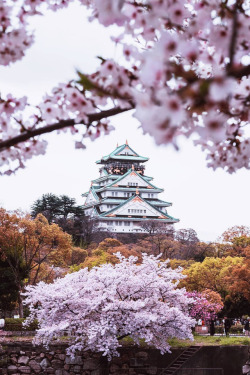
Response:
[228, 65, 250, 79]
[227, 3, 238, 71]
[0, 106, 132, 151]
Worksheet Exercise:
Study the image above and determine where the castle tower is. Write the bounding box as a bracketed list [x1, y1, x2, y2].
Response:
[82, 142, 179, 233]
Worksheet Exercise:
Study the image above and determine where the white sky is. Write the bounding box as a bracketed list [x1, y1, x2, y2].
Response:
[0, 4, 249, 242]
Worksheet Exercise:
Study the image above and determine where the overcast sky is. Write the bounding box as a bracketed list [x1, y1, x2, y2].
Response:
[0, 4, 249, 242]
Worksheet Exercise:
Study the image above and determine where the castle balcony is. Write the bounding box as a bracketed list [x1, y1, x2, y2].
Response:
[101, 162, 145, 176]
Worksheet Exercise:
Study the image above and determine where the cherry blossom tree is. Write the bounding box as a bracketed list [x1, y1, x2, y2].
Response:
[0, 0, 249, 175]
[23, 254, 195, 358]
[187, 289, 223, 321]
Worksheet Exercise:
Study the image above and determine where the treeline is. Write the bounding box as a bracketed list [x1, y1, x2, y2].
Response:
[0, 193, 249, 319]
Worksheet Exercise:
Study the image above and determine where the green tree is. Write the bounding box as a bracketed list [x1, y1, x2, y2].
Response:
[31, 193, 97, 246]
[31, 193, 85, 224]
[0, 259, 24, 316]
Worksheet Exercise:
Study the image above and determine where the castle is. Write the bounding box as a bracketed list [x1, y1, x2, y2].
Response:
[82, 141, 178, 233]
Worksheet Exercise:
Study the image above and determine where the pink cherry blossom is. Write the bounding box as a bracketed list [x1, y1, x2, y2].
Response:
[23, 254, 195, 358]
[0, 0, 249, 174]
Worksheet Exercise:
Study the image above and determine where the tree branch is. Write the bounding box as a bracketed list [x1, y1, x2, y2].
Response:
[0, 106, 132, 151]
[227, 3, 238, 71]
[228, 65, 250, 79]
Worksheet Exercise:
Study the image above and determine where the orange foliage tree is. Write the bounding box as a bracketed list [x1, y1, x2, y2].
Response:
[0, 208, 72, 316]
[225, 247, 250, 302]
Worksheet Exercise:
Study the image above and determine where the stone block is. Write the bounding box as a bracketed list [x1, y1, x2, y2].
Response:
[58, 354, 65, 361]
[90, 370, 101, 375]
[65, 356, 83, 365]
[7, 365, 17, 374]
[40, 358, 51, 369]
[51, 360, 63, 369]
[135, 352, 148, 360]
[82, 359, 98, 370]
[73, 365, 81, 372]
[19, 366, 31, 374]
[18, 356, 29, 365]
[129, 358, 144, 367]
[55, 370, 69, 375]
[29, 359, 41, 373]
[146, 366, 157, 375]
[47, 367, 56, 373]
[109, 364, 119, 373]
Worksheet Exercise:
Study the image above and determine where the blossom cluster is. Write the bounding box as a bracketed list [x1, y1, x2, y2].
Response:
[186, 290, 223, 321]
[0, 0, 249, 174]
[23, 253, 195, 358]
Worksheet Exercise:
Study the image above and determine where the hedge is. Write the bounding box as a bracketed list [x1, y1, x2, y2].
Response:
[215, 325, 244, 334]
[4, 318, 38, 331]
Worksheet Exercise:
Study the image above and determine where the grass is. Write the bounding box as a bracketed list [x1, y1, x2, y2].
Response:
[1, 334, 249, 347]
[168, 335, 250, 347]
[120, 335, 250, 348]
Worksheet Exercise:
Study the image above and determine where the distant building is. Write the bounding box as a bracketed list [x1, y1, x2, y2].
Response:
[82, 141, 179, 233]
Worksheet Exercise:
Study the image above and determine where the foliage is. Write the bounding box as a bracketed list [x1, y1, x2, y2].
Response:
[221, 226, 250, 243]
[4, 318, 38, 332]
[225, 247, 250, 302]
[0, 208, 72, 316]
[70, 247, 88, 265]
[31, 194, 95, 246]
[24, 254, 195, 358]
[0, 259, 20, 314]
[182, 255, 250, 316]
[187, 290, 223, 321]
[183, 256, 244, 296]
[0, 1, 249, 175]
[214, 325, 244, 335]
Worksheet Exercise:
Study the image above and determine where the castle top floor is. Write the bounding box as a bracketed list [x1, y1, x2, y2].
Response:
[96, 141, 149, 176]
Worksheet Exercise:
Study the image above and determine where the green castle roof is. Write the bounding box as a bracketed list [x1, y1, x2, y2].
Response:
[96, 142, 149, 164]
[99, 193, 178, 222]
[94, 168, 159, 192]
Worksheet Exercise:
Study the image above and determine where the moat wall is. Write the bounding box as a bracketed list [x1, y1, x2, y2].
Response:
[0, 342, 249, 375]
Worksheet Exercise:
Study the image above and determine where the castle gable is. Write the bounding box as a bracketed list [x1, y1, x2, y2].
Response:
[104, 195, 168, 219]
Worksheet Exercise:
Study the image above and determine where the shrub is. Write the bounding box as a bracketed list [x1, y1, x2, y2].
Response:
[4, 318, 38, 331]
[215, 325, 244, 334]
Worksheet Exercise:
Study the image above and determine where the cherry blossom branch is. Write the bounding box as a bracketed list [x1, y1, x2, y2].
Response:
[228, 65, 250, 79]
[227, 3, 238, 71]
[0, 106, 132, 151]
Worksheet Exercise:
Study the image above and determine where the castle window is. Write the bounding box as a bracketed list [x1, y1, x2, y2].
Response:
[128, 209, 130, 213]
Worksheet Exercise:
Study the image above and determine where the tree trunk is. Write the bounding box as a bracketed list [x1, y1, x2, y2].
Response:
[17, 286, 24, 318]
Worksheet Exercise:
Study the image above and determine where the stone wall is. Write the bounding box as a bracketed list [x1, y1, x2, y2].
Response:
[0, 342, 249, 375]
[0, 343, 105, 375]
